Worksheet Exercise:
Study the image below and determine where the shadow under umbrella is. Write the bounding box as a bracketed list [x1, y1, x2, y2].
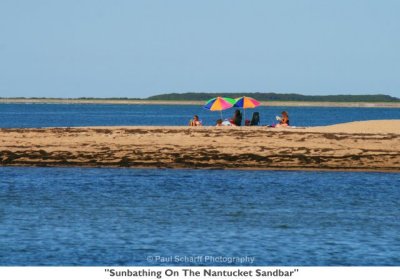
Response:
[233, 96, 261, 125]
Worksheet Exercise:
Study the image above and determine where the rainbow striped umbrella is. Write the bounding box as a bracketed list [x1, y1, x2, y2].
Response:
[234, 96, 261, 123]
[203, 97, 236, 119]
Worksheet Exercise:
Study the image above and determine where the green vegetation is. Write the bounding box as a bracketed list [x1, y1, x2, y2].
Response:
[146, 92, 400, 102]
[0, 97, 142, 100]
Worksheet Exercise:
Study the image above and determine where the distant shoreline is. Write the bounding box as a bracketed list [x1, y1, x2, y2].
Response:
[1, 98, 399, 108]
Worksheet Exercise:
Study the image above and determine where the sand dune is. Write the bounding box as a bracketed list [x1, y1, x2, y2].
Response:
[0, 120, 399, 171]
[305, 120, 400, 134]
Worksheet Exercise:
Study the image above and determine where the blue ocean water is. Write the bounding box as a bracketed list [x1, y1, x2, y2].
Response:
[0, 103, 399, 127]
[0, 167, 399, 266]
[1, 104, 399, 266]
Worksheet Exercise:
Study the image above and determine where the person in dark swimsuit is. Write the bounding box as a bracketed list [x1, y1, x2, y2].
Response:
[230, 109, 242, 126]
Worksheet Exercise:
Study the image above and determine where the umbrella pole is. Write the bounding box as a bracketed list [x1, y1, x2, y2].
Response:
[220, 110, 222, 120]
[243, 109, 246, 126]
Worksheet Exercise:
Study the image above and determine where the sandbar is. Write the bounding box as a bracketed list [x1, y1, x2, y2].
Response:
[0, 120, 399, 172]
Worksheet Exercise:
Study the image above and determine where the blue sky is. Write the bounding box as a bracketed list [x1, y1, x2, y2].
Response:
[1, 0, 399, 98]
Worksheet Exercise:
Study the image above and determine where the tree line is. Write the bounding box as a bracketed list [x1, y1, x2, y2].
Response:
[146, 92, 399, 102]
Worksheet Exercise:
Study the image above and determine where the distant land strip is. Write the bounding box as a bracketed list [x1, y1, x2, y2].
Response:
[2, 92, 400, 102]
[146, 92, 400, 102]
[0, 93, 400, 108]
[1, 98, 399, 108]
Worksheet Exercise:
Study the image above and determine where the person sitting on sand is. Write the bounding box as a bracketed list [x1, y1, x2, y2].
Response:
[215, 119, 223, 126]
[189, 115, 202, 126]
[275, 111, 289, 127]
[230, 109, 242, 126]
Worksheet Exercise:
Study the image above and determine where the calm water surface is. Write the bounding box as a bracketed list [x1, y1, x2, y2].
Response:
[0, 103, 399, 127]
[1, 167, 399, 266]
[1, 104, 399, 266]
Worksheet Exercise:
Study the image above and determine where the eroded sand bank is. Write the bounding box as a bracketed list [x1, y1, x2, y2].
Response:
[1, 120, 399, 171]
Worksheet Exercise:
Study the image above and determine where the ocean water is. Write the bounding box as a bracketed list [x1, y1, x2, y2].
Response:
[0, 103, 399, 128]
[0, 167, 399, 266]
[0, 104, 399, 266]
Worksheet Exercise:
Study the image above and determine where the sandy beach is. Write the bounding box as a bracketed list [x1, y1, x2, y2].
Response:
[1, 120, 399, 171]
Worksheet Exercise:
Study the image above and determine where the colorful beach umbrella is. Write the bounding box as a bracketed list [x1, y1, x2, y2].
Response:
[234, 96, 261, 109]
[203, 97, 236, 119]
[234, 96, 261, 123]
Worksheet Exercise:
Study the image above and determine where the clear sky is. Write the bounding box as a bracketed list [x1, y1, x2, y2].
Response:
[1, 0, 399, 98]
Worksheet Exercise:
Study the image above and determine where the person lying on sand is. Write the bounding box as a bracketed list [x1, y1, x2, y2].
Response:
[216, 119, 234, 126]
[216, 119, 223, 126]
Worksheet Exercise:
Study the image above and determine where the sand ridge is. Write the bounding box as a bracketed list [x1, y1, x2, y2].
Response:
[0, 120, 399, 171]
[305, 120, 400, 134]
